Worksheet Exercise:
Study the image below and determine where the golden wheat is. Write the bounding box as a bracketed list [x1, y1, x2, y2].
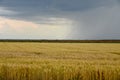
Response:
[0, 42, 120, 80]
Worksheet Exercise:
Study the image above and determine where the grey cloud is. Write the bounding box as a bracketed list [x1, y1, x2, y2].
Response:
[53, 0, 106, 11]
[0, 0, 117, 20]
[0, 0, 116, 14]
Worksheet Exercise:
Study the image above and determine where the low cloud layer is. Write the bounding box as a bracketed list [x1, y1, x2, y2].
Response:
[0, 0, 120, 39]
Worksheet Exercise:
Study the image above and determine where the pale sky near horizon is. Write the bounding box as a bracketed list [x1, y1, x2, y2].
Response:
[0, 0, 120, 39]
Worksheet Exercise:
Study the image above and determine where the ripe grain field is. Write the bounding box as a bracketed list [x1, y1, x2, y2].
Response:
[0, 42, 120, 80]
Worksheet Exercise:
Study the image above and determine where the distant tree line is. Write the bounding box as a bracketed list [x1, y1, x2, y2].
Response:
[0, 39, 120, 43]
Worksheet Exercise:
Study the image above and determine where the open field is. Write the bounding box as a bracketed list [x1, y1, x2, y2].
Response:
[0, 42, 120, 80]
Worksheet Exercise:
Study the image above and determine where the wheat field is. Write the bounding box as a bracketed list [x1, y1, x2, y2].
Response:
[0, 42, 120, 80]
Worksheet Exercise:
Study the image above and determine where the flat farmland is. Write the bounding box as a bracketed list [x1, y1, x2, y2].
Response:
[0, 42, 120, 80]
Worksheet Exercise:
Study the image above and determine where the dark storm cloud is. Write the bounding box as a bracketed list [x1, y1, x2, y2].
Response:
[52, 0, 109, 11]
[0, 0, 116, 19]
[0, 0, 120, 39]
[0, 0, 113, 16]
[0, 0, 102, 10]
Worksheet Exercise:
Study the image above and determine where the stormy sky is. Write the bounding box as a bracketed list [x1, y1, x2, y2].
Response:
[0, 0, 120, 39]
